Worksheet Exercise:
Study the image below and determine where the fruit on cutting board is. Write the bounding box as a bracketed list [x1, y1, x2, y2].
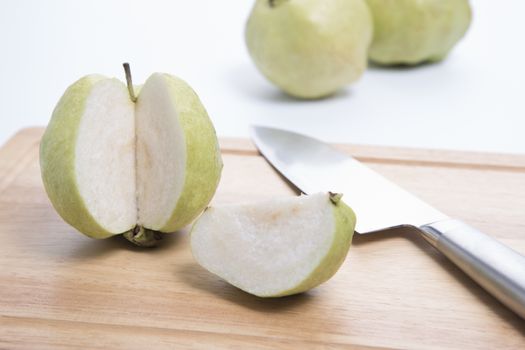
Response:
[245, 0, 373, 99]
[365, 0, 472, 65]
[190, 192, 356, 297]
[40, 64, 223, 247]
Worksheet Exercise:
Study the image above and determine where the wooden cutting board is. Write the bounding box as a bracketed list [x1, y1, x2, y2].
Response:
[1, 128, 524, 349]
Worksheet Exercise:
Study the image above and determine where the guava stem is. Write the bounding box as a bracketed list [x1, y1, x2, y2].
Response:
[329, 192, 343, 204]
[123, 226, 162, 247]
[123, 62, 137, 103]
[269, 0, 287, 7]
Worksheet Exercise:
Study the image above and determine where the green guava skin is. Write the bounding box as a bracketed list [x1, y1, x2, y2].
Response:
[245, 0, 373, 99]
[271, 196, 356, 297]
[158, 74, 223, 233]
[40, 74, 222, 245]
[365, 0, 472, 65]
[40, 75, 117, 239]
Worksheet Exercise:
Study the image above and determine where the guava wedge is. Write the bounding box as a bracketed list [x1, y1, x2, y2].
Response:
[191, 193, 356, 297]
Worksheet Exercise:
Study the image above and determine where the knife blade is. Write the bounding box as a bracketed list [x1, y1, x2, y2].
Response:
[251, 125, 525, 319]
[251, 125, 447, 233]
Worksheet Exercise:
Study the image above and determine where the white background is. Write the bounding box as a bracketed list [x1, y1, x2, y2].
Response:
[0, 0, 523, 153]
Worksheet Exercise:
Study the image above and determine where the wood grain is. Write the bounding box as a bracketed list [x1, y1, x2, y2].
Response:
[0, 128, 524, 349]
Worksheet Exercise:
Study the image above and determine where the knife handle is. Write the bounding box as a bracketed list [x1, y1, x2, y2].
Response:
[419, 219, 525, 319]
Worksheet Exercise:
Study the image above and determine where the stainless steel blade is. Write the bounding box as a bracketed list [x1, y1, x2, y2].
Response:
[251, 126, 448, 233]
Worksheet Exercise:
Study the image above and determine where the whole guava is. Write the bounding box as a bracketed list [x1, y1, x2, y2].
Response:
[245, 0, 373, 99]
[365, 0, 472, 65]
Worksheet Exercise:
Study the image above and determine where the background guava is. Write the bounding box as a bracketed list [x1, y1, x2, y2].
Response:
[365, 0, 472, 65]
[245, 0, 373, 99]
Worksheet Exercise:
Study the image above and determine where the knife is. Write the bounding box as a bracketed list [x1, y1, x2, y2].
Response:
[251, 125, 525, 319]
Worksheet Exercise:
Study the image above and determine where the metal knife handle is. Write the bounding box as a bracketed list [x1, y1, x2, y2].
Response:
[420, 219, 525, 319]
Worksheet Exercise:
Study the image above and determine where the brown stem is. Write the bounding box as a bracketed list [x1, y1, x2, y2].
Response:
[329, 192, 343, 204]
[123, 62, 137, 103]
[123, 226, 162, 247]
[269, 0, 287, 7]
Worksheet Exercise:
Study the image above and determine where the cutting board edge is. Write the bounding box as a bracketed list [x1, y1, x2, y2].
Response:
[3, 127, 524, 172]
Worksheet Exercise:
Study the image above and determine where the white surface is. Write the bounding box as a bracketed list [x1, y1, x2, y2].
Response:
[74, 77, 136, 233]
[0, 0, 523, 153]
[135, 74, 186, 229]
